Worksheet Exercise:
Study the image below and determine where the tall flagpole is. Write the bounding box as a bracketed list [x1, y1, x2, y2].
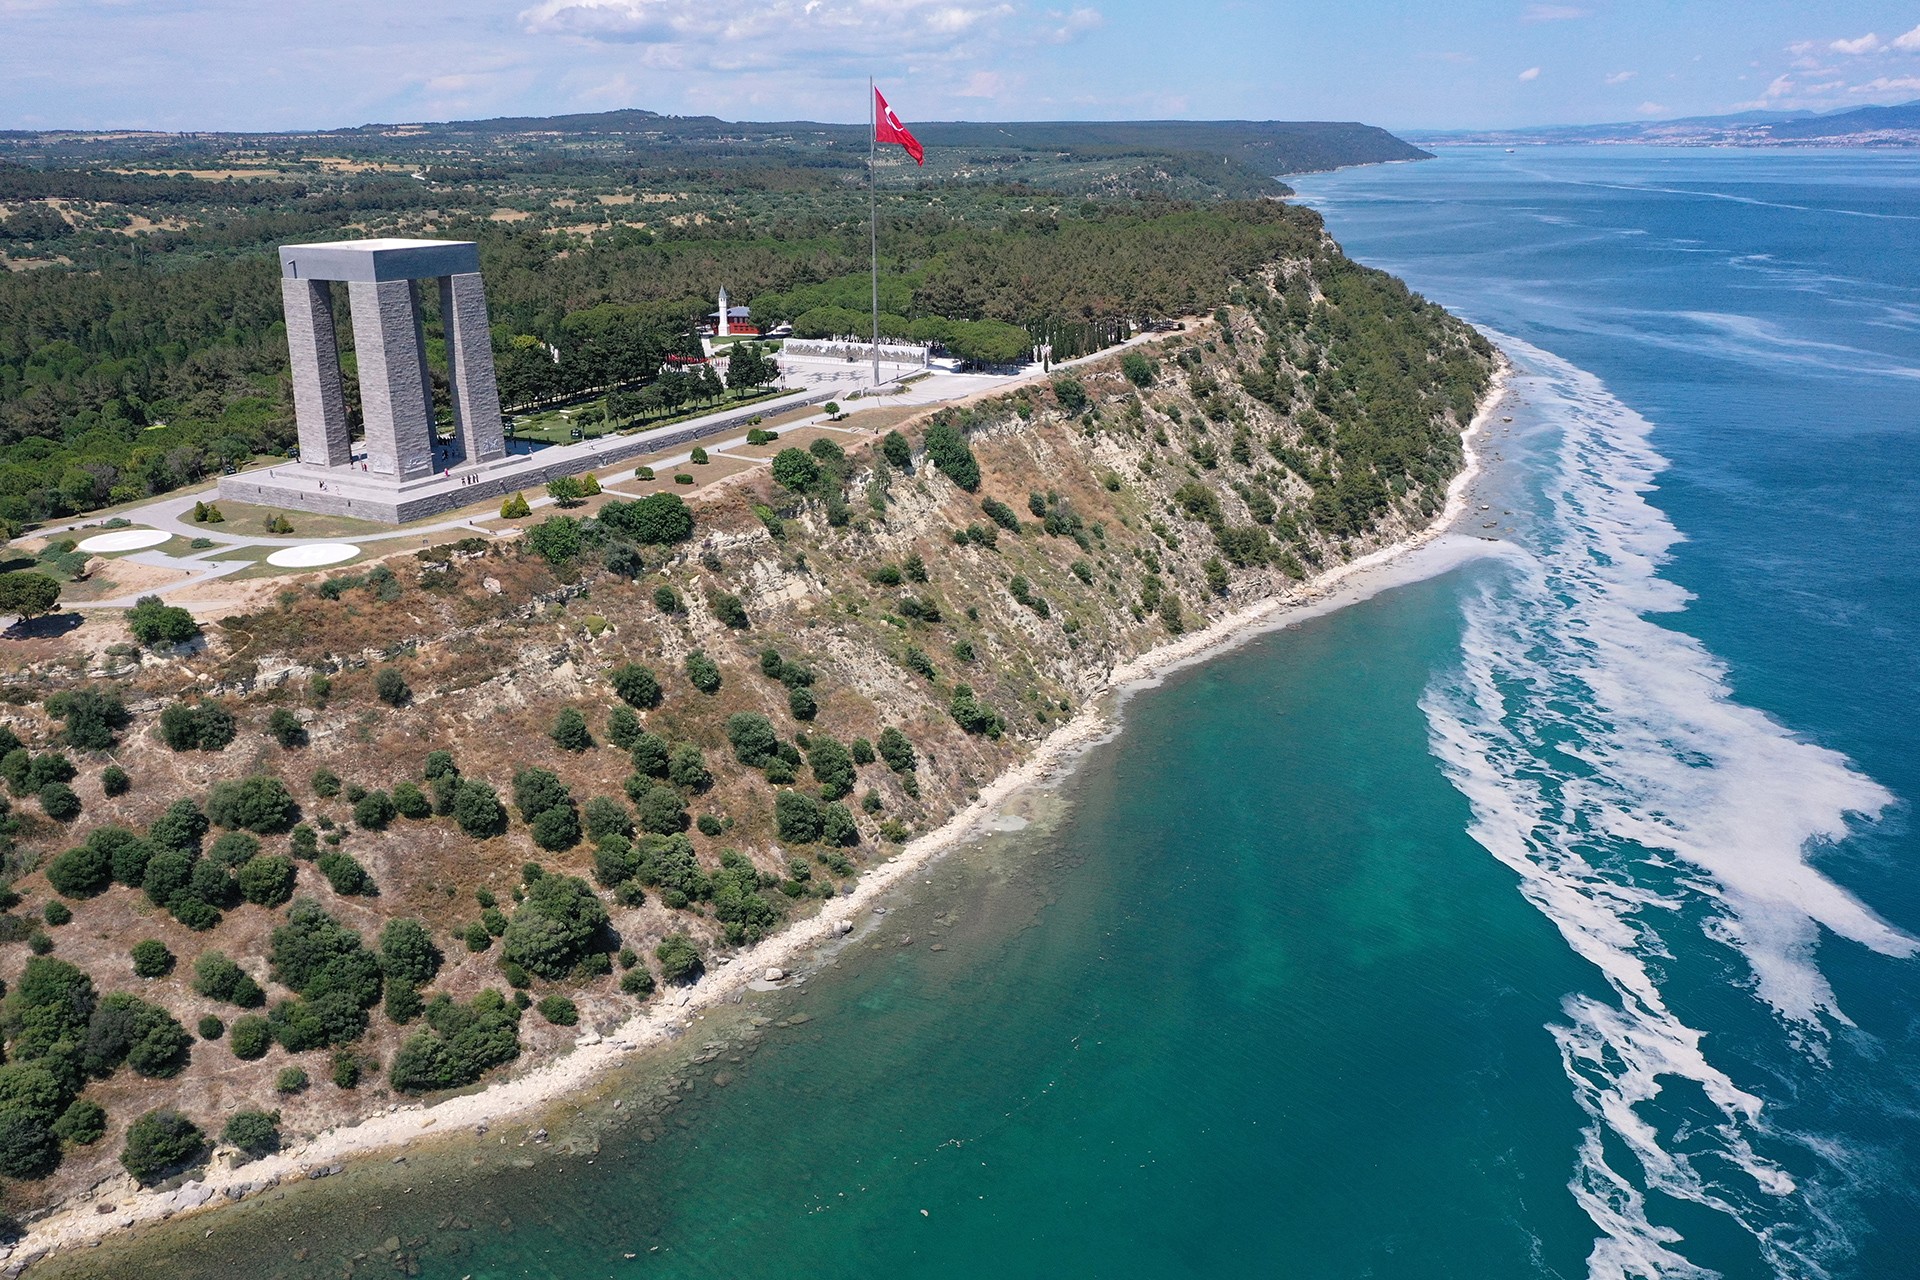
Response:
[869, 77, 881, 390]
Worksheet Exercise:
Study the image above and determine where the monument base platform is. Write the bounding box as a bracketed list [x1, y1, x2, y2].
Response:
[219, 388, 829, 526]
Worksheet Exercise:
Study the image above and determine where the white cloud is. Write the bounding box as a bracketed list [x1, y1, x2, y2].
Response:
[1895, 23, 1920, 51]
[1830, 32, 1879, 55]
[1041, 6, 1102, 43]
[1520, 4, 1586, 21]
[1851, 75, 1920, 93]
[955, 69, 1004, 97]
[518, 0, 1035, 60]
[1636, 101, 1666, 115]
[1604, 70, 1636, 85]
[1518, 65, 1541, 81]
[1764, 73, 1794, 98]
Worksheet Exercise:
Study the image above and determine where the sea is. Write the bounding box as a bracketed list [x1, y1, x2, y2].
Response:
[52, 146, 1920, 1280]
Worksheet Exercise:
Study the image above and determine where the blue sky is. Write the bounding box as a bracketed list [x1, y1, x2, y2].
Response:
[4, 0, 1919, 132]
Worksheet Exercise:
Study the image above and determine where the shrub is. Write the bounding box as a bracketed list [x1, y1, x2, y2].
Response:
[317, 851, 373, 895]
[38, 782, 80, 822]
[311, 767, 341, 798]
[550, 707, 593, 752]
[144, 803, 205, 863]
[696, 813, 724, 837]
[599, 493, 694, 545]
[620, 966, 656, 997]
[391, 781, 431, 819]
[851, 737, 876, 765]
[45, 690, 130, 751]
[606, 706, 642, 751]
[634, 784, 686, 835]
[352, 790, 396, 830]
[229, 1015, 271, 1059]
[53, 1098, 106, 1147]
[949, 685, 1006, 737]
[1122, 352, 1156, 387]
[655, 934, 703, 984]
[525, 515, 582, 564]
[192, 951, 264, 1008]
[388, 989, 522, 1093]
[42, 900, 70, 926]
[275, 1066, 309, 1094]
[922, 423, 980, 490]
[208, 831, 260, 867]
[770, 447, 820, 493]
[46, 841, 113, 898]
[25, 751, 76, 791]
[500, 492, 531, 519]
[464, 922, 492, 952]
[222, 1110, 280, 1158]
[536, 994, 578, 1026]
[807, 737, 855, 801]
[507, 768, 565, 822]
[609, 663, 662, 710]
[206, 775, 297, 834]
[652, 583, 683, 614]
[602, 541, 644, 578]
[881, 430, 912, 468]
[378, 917, 441, 987]
[197, 1015, 224, 1040]
[373, 668, 411, 706]
[981, 497, 1022, 533]
[822, 803, 860, 847]
[715, 717, 778, 774]
[237, 855, 296, 907]
[131, 939, 174, 978]
[266, 707, 306, 749]
[629, 731, 671, 778]
[668, 742, 711, 792]
[712, 593, 749, 629]
[101, 764, 130, 796]
[84, 993, 192, 1078]
[685, 650, 722, 694]
[121, 1109, 205, 1184]
[453, 780, 507, 837]
[876, 727, 917, 774]
[529, 805, 581, 852]
[502, 875, 609, 981]
[331, 1050, 363, 1089]
[775, 790, 825, 843]
[126, 596, 200, 647]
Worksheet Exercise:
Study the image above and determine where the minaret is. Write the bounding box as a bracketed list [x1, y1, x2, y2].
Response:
[717, 286, 730, 338]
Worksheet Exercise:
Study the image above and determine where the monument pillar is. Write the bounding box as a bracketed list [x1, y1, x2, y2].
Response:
[441, 272, 507, 464]
[280, 278, 353, 467]
[348, 278, 436, 480]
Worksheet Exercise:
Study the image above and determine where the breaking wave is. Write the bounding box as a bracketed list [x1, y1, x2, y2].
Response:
[1421, 335, 1911, 1278]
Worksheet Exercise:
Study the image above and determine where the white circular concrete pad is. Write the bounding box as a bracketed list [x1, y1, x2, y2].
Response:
[266, 543, 361, 568]
[75, 529, 169, 553]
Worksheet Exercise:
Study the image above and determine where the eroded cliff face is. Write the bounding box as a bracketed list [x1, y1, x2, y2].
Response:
[0, 255, 1492, 1215]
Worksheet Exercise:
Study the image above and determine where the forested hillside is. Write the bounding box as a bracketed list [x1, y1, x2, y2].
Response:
[0, 199, 1346, 529]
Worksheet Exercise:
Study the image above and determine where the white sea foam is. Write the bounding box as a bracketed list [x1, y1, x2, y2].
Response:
[1422, 335, 1910, 1278]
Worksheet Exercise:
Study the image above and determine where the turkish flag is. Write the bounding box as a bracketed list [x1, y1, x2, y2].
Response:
[874, 87, 924, 165]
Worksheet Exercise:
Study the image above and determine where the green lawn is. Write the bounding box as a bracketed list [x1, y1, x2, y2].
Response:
[507, 386, 790, 446]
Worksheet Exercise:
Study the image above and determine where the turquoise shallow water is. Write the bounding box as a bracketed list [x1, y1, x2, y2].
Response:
[56, 148, 1920, 1279]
